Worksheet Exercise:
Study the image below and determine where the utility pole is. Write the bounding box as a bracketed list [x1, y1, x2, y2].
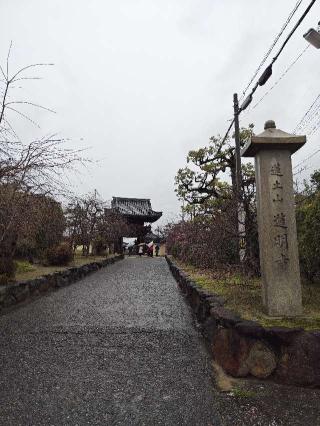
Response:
[233, 93, 245, 261]
[233, 93, 242, 197]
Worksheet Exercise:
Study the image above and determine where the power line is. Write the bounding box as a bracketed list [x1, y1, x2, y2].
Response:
[293, 93, 320, 134]
[273, 0, 317, 62]
[308, 114, 320, 135]
[251, 46, 309, 111]
[292, 94, 320, 137]
[292, 96, 320, 176]
[240, 0, 303, 101]
[293, 161, 320, 177]
[293, 148, 320, 171]
[221, 0, 317, 149]
[221, 118, 235, 144]
[239, 0, 317, 112]
[303, 96, 320, 135]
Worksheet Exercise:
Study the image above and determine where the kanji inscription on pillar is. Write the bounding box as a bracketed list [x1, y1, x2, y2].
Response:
[270, 161, 289, 268]
[241, 120, 305, 317]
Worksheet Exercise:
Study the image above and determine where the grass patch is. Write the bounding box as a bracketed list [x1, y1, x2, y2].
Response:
[232, 387, 257, 398]
[174, 258, 320, 331]
[14, 254, 114, 282]
[15, 260, 36, 274]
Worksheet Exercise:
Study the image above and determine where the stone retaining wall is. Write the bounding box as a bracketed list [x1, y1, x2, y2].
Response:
[0, 255, 124, 313]
[166, 256, 320, 388]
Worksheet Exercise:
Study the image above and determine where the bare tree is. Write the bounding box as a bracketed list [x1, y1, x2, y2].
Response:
[66, 194, 132, 256]
[0, 46, 86, 280]
[97, 207, 130, 252]
[66, 191, 105, 255]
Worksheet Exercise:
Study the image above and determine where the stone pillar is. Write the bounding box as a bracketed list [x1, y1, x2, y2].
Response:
[242, 120, 306, 317]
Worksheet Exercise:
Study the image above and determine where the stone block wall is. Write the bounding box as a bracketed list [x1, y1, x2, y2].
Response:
[0, 255, 124, 313]
[166, 256, 320, 388]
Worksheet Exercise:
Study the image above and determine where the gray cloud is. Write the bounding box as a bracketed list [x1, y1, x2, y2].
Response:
[1, 0, 319, 224]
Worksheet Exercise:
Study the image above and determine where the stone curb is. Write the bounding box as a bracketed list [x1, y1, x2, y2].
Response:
[0, 255, 124, 312]
[165, 255, 320, 388]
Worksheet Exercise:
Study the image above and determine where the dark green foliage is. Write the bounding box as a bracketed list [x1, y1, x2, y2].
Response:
[296, 170, 320, 281]
[92, 235, 107, 256]
[15, 238, 38, 262]
[46, 242, 73, 266]
[0, 255, 16, 285]
[0, 222, 18, 284]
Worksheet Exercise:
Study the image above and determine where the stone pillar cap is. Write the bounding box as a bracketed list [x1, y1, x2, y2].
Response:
[241, 120, 306, 157]
[264, 120, 276, 129]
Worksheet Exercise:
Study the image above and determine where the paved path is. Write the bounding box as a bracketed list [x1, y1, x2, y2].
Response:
[0, 257, 221, 425]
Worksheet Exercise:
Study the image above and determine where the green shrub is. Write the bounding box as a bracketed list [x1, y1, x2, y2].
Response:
[15, 260, 36, 274]
[297, 194, 320, 281]
[46, 242, 73, 266]
[295, 171, 320, 281]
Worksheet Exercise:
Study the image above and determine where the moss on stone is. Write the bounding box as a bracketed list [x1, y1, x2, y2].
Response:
[232, 387, 257, 398]
[174, 259, 320, 331]
[14, 255, 114, 282]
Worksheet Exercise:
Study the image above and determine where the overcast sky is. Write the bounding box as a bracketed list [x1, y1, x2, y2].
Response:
[1, 0, 320, 225]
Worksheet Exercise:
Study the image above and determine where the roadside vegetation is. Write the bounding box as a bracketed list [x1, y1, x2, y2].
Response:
[175, 259, 320, 330]
[0, 49, 127, 286]
[165, 124, 320, 329]
[15, 253, 114, 282]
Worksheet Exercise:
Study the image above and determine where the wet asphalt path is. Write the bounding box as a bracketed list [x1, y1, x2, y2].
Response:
[0, 257, 222, 425]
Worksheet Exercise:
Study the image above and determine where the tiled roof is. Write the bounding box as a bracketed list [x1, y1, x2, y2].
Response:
[111, 197, 162, 222]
